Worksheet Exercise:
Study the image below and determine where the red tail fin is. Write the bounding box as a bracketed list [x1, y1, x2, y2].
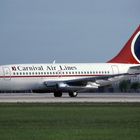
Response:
[108, 25, 140, 64]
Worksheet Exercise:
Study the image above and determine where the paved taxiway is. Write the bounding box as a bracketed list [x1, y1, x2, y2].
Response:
[0, 93, 140, 103]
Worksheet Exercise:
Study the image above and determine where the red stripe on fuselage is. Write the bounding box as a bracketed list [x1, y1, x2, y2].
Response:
[0, 74, 108, 78]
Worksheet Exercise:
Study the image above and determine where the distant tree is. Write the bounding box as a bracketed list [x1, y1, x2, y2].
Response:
[119, 80, 131, 92]
[130, 82, 140, 92]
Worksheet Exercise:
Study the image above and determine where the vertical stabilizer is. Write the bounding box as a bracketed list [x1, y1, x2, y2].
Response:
[108, 25, 140, 64]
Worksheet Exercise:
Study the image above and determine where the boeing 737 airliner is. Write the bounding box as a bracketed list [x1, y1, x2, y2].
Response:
[0, 26, 140, 97]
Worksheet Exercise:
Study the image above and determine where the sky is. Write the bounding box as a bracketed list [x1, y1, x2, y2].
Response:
[0, 0, 140, 64]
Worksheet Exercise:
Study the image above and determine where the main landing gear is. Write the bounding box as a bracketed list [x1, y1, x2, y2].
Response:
[54, 91, 62, 97]
[53, 92, 78, 97]
[68, 92, 78, 97]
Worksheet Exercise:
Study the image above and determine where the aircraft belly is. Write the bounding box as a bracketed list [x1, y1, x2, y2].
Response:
[0, 78, 44, 91]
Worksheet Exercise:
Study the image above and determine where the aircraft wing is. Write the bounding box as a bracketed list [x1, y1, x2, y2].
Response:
[43, 65, 140, 92]
[44, 73, 133, 92]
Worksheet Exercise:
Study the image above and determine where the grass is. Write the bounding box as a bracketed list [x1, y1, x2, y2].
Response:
[0, 103, 140, 140]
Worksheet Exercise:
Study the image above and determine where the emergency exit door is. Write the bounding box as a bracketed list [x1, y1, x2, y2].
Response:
[111, 65, 119, 74]
[3, 67, 11, 80]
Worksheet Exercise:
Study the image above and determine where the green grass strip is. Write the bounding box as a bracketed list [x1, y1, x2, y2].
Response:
[0, 103, 140, 140]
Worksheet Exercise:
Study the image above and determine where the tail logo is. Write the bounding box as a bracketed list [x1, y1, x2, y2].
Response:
[131, 31, 140, 63]
[108, 26, 140, 64]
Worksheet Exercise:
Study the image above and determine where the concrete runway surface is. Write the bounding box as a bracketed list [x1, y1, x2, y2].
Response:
[0, 93, 140, 103]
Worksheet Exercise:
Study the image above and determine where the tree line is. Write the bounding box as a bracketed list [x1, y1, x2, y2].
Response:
[119, 80, 140, 92]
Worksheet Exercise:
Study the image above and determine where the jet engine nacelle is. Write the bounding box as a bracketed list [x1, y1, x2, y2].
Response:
[86, 82, 99, 89]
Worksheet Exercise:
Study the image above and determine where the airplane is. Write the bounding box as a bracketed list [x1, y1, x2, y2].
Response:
[0, 25, 140, 97]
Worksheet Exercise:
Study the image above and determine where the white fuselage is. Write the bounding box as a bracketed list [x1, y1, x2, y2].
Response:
[0, 63, 136, 91]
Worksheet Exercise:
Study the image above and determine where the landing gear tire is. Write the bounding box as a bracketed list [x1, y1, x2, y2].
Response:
[69, 92, 78, 97]
[54, 92, 62, 97]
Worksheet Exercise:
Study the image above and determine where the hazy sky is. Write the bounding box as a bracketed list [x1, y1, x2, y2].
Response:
[0, 0, 140, 64]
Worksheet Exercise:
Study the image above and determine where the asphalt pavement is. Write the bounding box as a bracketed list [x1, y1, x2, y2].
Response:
[0, 92, 140, 103]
